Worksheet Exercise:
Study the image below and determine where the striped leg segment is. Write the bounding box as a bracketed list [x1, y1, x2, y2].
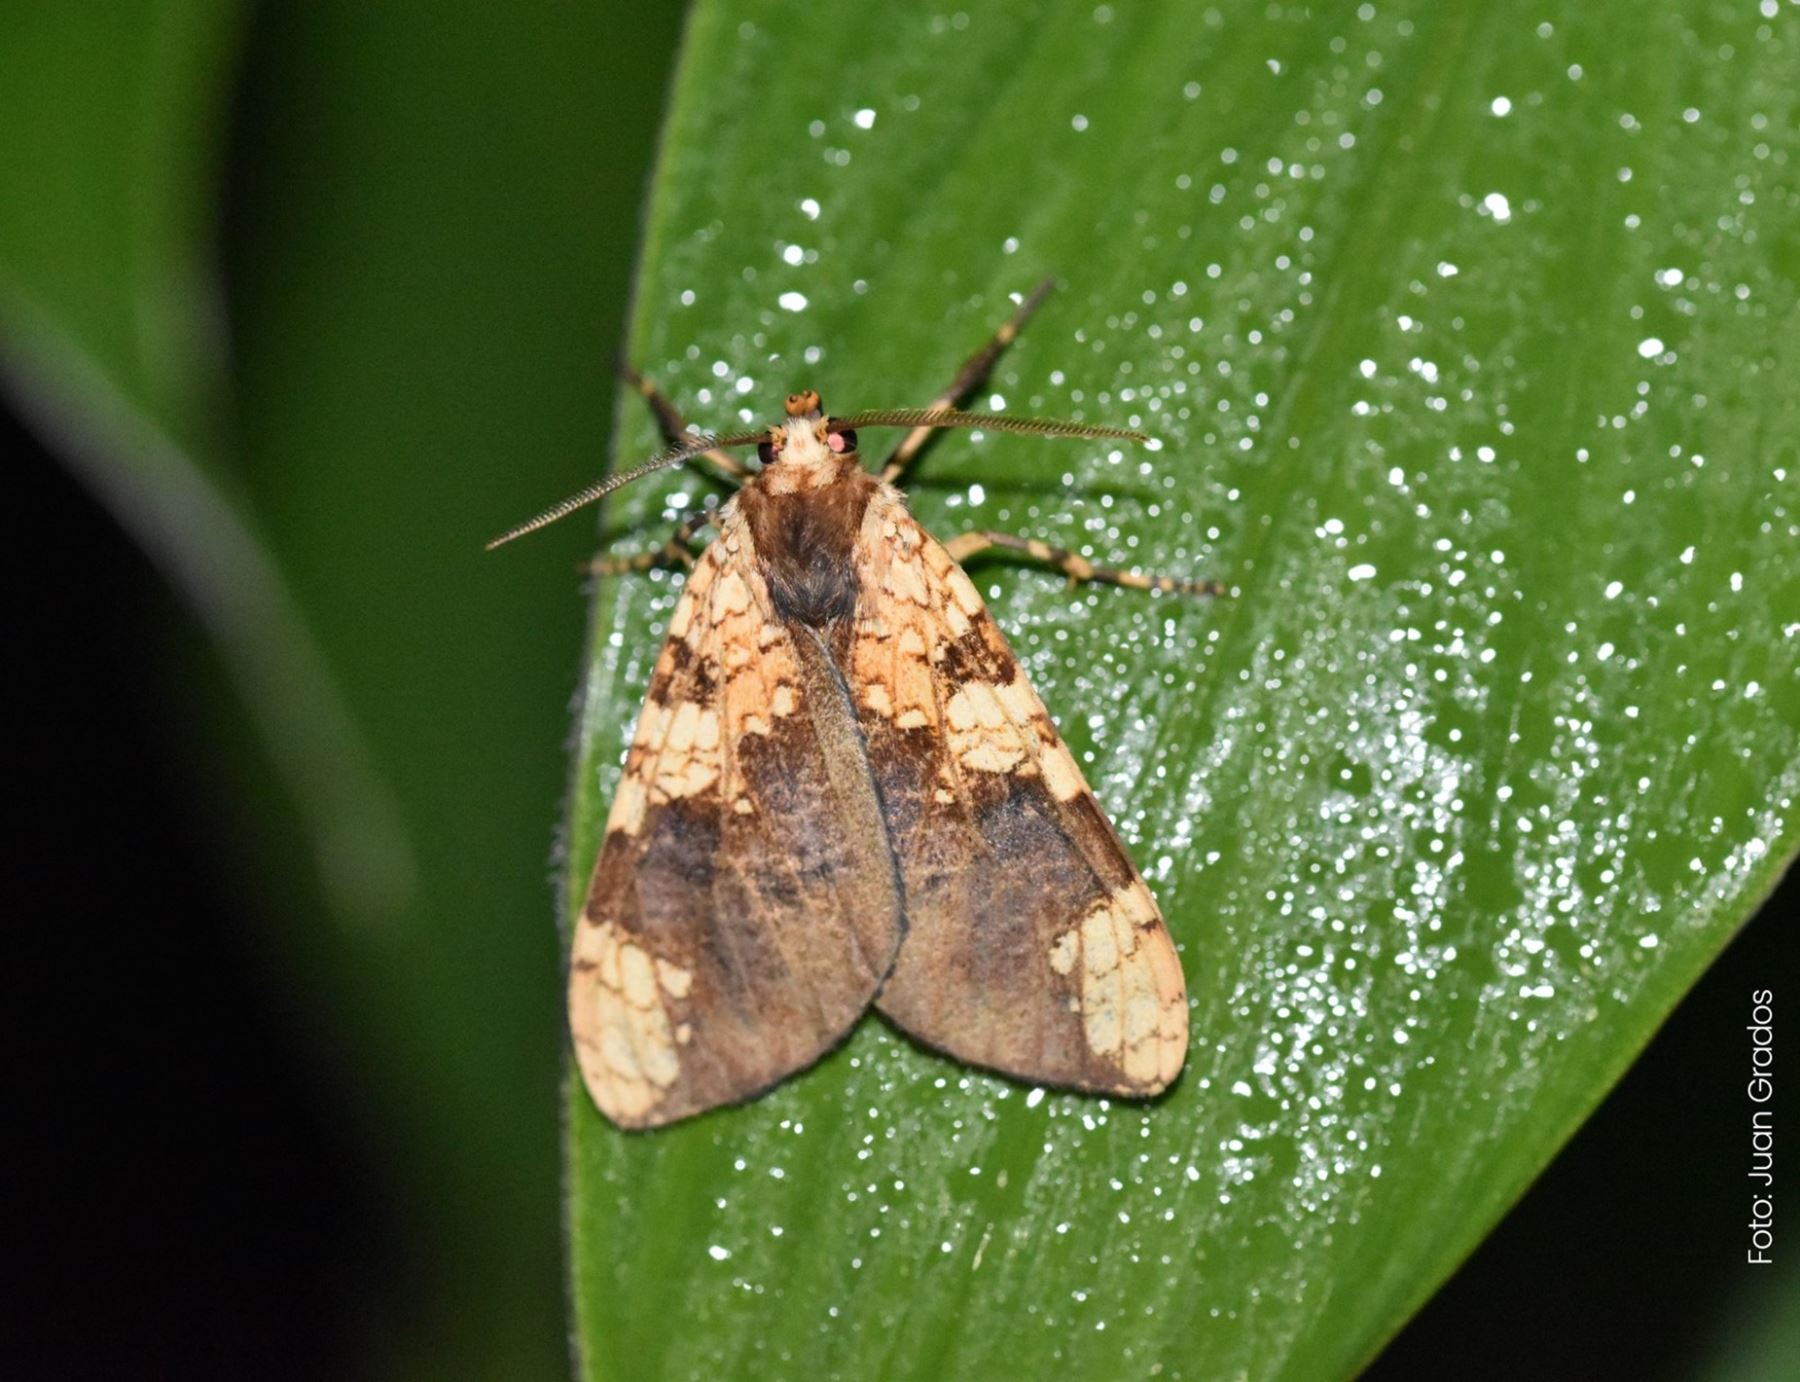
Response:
[620, 362, 749, 481]
[880, 277, 1056, 484]
[943, 530, 1227, 598]
[585, 506, 717, 577]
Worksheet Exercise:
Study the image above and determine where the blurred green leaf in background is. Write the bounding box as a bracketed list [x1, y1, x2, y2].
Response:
[3, 1, 1794, 1380]
[5, 1, 683, 1376]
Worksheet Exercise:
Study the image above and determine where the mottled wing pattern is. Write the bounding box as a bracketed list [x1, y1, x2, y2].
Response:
[570, 503, 903, 1128]
[842, 488, 1188, 1095]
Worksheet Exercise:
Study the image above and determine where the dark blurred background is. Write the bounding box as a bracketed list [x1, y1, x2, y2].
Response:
[4, 3, 687, 1378]
[4, 4, 1793, 1380]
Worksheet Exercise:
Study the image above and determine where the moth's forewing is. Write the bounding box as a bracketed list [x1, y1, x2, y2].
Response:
[843, 491, 1188, 1096]
[569, 511, 903, 1129]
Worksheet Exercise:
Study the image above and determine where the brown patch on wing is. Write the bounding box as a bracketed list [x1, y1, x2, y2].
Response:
[570, 501, 903, 1129]
[843, 489, 1187, 1096]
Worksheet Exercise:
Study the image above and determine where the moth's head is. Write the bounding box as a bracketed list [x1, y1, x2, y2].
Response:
[486, 388, 1145, 551]
[758, 390, 859, 468]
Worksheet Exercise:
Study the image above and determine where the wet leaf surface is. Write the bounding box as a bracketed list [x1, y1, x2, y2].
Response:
[565, 3, 1798, 1378]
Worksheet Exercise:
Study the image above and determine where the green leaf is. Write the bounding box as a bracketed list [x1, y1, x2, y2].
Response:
[566, 2, 1798, 1377]
[0, 0, 415, 926]
[5, 3, 683, 1377]
[1698, 1255, 1800, 1382]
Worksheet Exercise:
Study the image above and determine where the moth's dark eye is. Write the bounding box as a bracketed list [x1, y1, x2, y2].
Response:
[757, 440, 778, 467]
[828, 428, 858, 455]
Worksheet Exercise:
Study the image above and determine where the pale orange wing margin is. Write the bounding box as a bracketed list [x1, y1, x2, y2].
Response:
[841, 488, 1187, 1096]
[569, 503, 903, 1129]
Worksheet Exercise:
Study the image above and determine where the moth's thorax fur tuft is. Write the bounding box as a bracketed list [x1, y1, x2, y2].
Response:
[736, 432, 877, 626]
[763, 391, 838, 480]
[773, 421, 832, 470]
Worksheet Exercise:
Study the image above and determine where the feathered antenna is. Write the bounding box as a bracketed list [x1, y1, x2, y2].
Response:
[485, 429, 766, 549]
[487, 408, 1150, 549]
[828, 408, 1148, 445]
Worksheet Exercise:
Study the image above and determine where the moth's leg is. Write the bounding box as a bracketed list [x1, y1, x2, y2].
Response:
[944, 530, 1227, 598]
[585, 507, 716, 577]
[620, 362, 749, 481]
[880, 277, 1056, 485]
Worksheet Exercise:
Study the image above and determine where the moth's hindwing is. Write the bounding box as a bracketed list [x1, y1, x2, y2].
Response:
[569, 506, 904, 1129]
[844, 490, 1188, 1095]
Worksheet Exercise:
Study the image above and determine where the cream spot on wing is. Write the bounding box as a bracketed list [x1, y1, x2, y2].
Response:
[962, 741, 1026, 773]
[967, 682, 1006, 729]
[656, 958, 693, 999]
[886, 556, 931, 606]
[1084, 980, 1122, 1056]
[945, 690, 977, 732]
[1048, 928, 1079, 976]
[946, 566, 985, 617]
[673, 758, 720, 798]
[694, 708, 721, 750]
[654, 728, 719, 798]
[733, 796, 755, 814]
[742, 713, 771, 736]
[933, 787, 956, 805]
[569, 922, 686, 1124]
[632, 701, 667, 750]
[1070, 884, 1188, 1091]
[864, 682, 893, 717]
[619, 943, 657, 1008]
[1040, 739, 1086, 802]
[995, 672, 1038, 724]
[896, 708, 929, 730]
[896, 626, 928, 658]
[662, 548, 717, 644]
[645, 701, 723, 802]
[1118, 879, 1160, 926]
[607, 773, 648, 835]
[666, 701, 700, 750]
[597, 1021, 640, 1088]
[713, 569, 753, 621]
[636, 1028, 680, 1087]
[1123, 975, 1160, 1047]
[771, 683, 798, 717]
[944, 684, 1031, 775]
[667, 594, 695, 642]
[1081, 904, 1121, 978]
[596, 933, 621, 990]
[897, 659, 935, 717]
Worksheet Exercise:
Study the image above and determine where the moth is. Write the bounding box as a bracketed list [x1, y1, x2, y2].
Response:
[491, 284, 1219, 1129]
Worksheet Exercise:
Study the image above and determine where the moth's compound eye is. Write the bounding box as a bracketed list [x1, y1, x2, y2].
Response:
[757, 439, 779, 467]
[828, 428, 858, 454]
